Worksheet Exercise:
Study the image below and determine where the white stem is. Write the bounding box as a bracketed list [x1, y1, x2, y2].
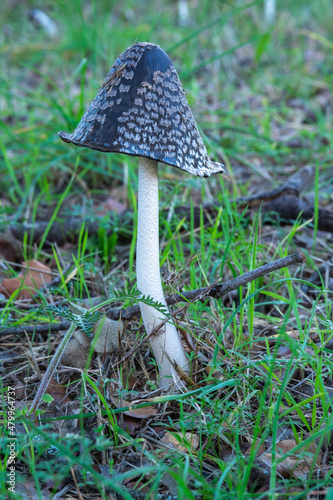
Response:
[264, 0, 276, 25]
[137, 157, 189, 388]
[178, 0, 190, 26]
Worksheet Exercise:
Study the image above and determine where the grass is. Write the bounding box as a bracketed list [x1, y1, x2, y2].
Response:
[0, 0, 333, 498]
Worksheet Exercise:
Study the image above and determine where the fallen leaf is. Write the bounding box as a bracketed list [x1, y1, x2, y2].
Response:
[0, 260, 52, 300]
[159, 472, 178, 495]
[12, 382, 26, 400]
[244, 441, 266, 456]
[15, 479, 52, 499]
[262, 439, 322, 479]
[0, 231, 21, 262]
[120, 457, 154, 485]
[98, 197, 127, 215]
[277, 439, 321, 464]
[117, 414, 141, 436]
[62, 329, 90, 369]
[29, 400, 81, 434]
[46, 376, 72, 406]
[161, 431, 199, 453]
[112, 397, 157, 419]
[93, 317, 123, 354]
[125, 481, 149, 494]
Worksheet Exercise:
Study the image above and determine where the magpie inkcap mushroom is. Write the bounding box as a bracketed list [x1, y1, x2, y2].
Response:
[59, 42, 224, 178]
[59, 42, 224, 389]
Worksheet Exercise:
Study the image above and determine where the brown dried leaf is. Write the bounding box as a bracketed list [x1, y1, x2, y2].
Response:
[112, 397, 157, 419]
[262, 439, 322, 479]
[117, 414, 141, 436]
[161, 431, 199, 453]
[12, 382, 26, 400]
[244, 442, 266, 456]
[93, 317, 122, 354]
[62, 329, 90, 369]
[98, 197, 127, 215]
[277, 439, 320, 464]
[125, 481, 149, 494]
[0, 259, 52, 300]
[15, 480, 52, 499]
[0, 231, 21, 262]
[46, 376, 71, 406]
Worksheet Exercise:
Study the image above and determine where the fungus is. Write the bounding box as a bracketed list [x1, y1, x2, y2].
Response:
[59, 42, 224, 388]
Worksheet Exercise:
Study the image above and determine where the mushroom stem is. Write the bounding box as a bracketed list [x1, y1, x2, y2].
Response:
[137, 157, 189, 388]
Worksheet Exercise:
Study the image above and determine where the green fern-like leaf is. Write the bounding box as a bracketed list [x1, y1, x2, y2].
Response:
[45, 304, 102, 336]
[108, 286, 169, 316]
[108, 286, 141, 302]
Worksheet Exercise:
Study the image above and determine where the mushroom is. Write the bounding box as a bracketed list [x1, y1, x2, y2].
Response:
[59, 42, 224, 388]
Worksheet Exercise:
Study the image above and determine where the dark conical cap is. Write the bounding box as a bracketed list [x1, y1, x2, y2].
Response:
[59, 42, 224, 178]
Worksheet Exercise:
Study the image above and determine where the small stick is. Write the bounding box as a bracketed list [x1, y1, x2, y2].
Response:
[111, 249, 305, 368]
[29, 322, 76, 414]
[24, 249, 305, 413]
[2, 249, 305, 337]
[170, 248, 306, 303]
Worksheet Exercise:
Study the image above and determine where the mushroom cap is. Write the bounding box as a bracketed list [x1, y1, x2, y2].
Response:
[59, 42, 224, 178]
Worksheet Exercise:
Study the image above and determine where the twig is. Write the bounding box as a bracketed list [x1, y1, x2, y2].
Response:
[110, 248, 305, 319]
[29, 322, 76, 413]
[22, 250, 306, 413]
[2, 249, 305, 336]
[109, 249, 306, 369]
[234, 165, 315, 208]
[0, 320, 72, 336]
[170, 248, 306, 302]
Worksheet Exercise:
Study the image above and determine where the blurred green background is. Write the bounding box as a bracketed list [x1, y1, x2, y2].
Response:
[1, 0, 332, 203]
